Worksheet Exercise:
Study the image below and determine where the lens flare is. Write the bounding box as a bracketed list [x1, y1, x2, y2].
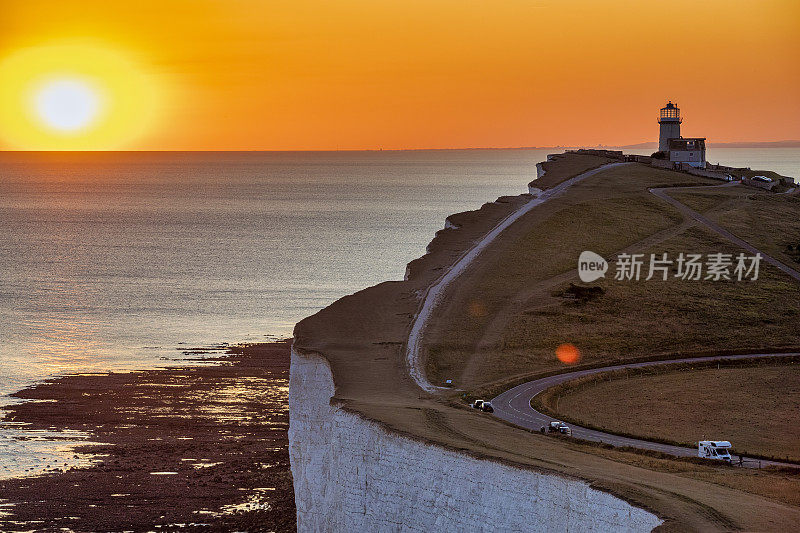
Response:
[556, 343, 581, 365]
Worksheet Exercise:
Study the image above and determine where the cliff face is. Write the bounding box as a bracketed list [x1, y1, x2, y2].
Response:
[289, 347, 661, 532]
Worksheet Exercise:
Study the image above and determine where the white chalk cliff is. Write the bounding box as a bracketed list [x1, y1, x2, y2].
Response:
[289, 347, 662, 532]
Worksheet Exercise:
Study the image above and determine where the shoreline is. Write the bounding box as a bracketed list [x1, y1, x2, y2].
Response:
[0, 341, 295, 532]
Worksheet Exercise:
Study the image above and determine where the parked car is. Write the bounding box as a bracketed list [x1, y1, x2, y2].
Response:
[480, 401, 494, 413]
[540, 420, 572, 436]
[752, 175, 772, 183]
[471, 400, 484, 409]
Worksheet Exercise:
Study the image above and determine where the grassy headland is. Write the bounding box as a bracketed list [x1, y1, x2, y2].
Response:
[294, 153, 800, 531]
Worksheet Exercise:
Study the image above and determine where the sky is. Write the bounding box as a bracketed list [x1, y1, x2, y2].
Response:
[0, 0, 798, 150]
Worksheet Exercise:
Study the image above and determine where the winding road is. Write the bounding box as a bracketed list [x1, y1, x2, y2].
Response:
[489, 183, 800, 467]
[406, 159, 800, 465]
[491, 353, 799, 468]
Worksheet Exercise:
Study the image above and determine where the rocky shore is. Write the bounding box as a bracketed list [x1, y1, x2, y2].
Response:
[0, 341, 295, 532]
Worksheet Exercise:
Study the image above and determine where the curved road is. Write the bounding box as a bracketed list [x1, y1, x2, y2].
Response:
[404, 160, 800, 465]
[492, 353, 800, 468]
[485, 181, 800, 466]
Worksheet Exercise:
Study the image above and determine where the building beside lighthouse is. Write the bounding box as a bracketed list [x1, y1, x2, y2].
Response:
[657, 101, 706, 168]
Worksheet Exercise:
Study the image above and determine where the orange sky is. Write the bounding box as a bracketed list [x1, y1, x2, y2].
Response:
[1, 0, 798, 150]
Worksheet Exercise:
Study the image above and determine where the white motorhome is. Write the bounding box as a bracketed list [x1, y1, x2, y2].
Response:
[698, 441, 732, 462]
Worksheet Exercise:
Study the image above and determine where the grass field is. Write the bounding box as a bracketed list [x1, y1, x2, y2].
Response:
[499, 226, 800, 372]
[548, 363, 800, 462]
[667, 187, 743, 214]
[666, 185, 800, 270]
[426, 194, 685, 382]
[424, 162, 800, 390]
[706, 191, 800, 266]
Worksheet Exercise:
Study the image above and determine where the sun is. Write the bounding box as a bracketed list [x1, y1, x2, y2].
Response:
[0, 43, 158, 150]
[34, 78, 103, 132]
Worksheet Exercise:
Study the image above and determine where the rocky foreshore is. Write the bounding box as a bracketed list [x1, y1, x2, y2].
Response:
[0, 341, 295, 532]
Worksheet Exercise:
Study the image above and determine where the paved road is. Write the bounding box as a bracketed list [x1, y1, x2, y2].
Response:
[492, 353, 800, 468]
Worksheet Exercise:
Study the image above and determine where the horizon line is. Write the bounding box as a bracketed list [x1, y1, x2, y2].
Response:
[2, 140, 800, 153]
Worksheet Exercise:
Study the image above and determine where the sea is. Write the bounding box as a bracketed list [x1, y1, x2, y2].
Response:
[0, 147, 798, 477]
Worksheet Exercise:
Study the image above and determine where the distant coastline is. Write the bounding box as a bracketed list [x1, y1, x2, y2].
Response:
[614, 140, 800, 150]
[3, 141, 799, 154]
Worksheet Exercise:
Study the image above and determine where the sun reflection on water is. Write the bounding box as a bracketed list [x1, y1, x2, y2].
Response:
[0, 424, 102, 479]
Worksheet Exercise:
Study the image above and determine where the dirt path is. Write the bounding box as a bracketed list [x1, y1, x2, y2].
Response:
[650, 184, 800, 282]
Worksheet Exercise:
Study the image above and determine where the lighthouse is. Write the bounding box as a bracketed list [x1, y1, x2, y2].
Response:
[658, 101, 681, 152]
[655, 101, 706, 168]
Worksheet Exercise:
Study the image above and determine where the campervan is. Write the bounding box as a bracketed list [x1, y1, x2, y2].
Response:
[698, 441, 732, 462]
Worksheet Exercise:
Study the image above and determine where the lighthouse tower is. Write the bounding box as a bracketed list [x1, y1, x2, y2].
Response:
[658, 101, 682, 152]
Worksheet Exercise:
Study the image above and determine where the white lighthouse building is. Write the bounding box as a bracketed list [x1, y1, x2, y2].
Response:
[658, 101, 681, 152]
[657, 101, 706, 168]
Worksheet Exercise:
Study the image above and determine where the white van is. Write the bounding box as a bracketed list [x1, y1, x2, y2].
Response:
[698, 441, 732, 462]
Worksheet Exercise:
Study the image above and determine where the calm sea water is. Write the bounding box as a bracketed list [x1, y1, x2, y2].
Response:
[0, 148, 797, 478]
[0, 149, 557, 399]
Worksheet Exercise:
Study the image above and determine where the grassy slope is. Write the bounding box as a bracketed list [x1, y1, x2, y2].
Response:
[658, 185, 800, 275]
[529, 153, 616, 189]
[425, 166, 800, 390]
[552, 364, 800, 462]
[501, 227, 800, 367]
[707, 192, 800, 266]
[294, 155, 800, 531]
[425, 164, 728, 386]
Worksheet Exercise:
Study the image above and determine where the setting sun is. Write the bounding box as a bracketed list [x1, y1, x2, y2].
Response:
[0, 43, 158, 150]
[33, 78, 102, 132]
